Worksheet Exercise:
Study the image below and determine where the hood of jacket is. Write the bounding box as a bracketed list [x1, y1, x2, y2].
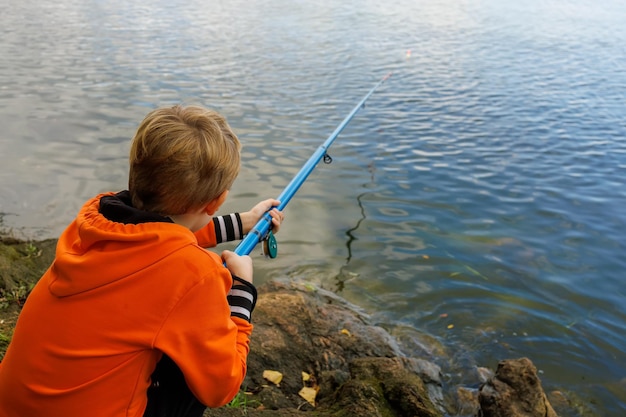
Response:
[48, 191, 196, 297]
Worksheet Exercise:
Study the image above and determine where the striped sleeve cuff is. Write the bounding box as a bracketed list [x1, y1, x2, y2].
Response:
[227, 275, 257, 323]
[213, 213, 243, 243]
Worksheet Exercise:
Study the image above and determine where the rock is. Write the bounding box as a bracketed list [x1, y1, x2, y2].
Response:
[478, 357, 558, 417]
[329, 357, 442, 417]
[404, 357, 445, 411]
[0, 238, 56, 295]
[456, 386, 479, 416]
[0, 238, 57, 358]
[476, 366, 495, 384]
[241, 280, 443, 416]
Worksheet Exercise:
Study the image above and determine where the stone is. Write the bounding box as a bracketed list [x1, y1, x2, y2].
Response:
[478, 357, 558, 417]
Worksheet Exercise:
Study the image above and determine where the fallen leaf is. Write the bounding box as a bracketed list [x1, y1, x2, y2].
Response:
[447, 324, 454, 329]
[262, 370, 283, 385]
[302, 371, 311, 382]
[465, 265, 489, 280]
[340, 328, 351, 337]
[299, 386, 317, 406]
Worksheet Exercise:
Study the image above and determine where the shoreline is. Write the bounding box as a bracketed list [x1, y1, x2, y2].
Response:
[0, 236, 598, 416]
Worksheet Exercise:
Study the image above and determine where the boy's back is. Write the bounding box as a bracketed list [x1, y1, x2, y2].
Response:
[0, 191, 250, 416]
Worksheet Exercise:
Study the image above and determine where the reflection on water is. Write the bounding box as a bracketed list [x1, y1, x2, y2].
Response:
[1, 0, 626, 414]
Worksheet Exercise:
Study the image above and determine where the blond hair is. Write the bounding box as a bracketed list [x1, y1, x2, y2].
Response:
[128, 105, 241, 215]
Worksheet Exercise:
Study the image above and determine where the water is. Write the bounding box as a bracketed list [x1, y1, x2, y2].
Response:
[1, 0, 625, 414]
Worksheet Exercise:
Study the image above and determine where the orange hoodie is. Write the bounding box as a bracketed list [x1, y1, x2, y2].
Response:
[0, 192, 253, 417]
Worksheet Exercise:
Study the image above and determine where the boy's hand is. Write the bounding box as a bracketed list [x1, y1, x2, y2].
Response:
[222, 250, 253, 283]
[241, 199, 285, 234]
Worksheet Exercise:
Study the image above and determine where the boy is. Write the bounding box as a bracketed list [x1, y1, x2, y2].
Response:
[0, 105, 284, 417]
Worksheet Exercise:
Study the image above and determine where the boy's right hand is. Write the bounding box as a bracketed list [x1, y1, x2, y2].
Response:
[241, 198, 284, 234]
[221, 250, 253, 283]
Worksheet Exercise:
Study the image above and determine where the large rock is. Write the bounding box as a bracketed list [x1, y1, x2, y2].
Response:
[231, 279, 444, 417]
[478, 357, 558, 417]
[327, 357, 441, 417]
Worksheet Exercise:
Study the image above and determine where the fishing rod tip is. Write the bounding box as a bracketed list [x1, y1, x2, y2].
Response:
[383, 72, 393, 81]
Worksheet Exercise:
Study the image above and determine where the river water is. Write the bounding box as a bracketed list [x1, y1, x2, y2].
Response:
[1, 0, 625, 414]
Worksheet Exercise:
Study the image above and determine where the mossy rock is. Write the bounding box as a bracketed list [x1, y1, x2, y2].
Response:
[0, 237, 56, 359]
[0, 237, 56, 294]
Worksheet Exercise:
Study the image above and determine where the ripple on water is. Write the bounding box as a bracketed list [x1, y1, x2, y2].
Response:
[1, 0, 626, 414]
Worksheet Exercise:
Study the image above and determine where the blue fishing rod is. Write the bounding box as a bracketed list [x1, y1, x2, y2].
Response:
[234, 73, 392, 258]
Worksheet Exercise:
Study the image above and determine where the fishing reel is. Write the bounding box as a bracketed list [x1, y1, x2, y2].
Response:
[261, 230, 278, 259]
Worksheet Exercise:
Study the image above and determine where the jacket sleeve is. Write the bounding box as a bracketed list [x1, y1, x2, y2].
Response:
[152, 264, 254, 407]
[194, 220, 218, 248]
[194, 213, 243, 248]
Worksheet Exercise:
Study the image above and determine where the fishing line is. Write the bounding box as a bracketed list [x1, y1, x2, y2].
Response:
[234, 73, 392, 258]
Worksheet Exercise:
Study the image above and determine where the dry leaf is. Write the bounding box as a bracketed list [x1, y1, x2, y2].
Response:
[302, 371, 311, 382]
[447, 324, 454, 329]
[299, 386, 317, 406]
[262, 370, 283, 385]
[340, 328, 351, 337]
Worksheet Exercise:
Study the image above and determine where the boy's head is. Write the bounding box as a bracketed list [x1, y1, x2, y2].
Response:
[129, 105, 241, 215]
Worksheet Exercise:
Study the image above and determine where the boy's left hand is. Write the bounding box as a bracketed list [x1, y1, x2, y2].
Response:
[241, 199, 285, 234]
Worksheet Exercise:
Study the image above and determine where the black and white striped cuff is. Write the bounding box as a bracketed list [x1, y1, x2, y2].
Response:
[227, 275, 257, 323]
[213, 213, 243, 243]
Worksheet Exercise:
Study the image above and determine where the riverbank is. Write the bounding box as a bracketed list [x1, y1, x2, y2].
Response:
[0, 237, 598, 416]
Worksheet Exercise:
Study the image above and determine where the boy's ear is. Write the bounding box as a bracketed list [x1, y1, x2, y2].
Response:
[204, 190, 229, 215]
